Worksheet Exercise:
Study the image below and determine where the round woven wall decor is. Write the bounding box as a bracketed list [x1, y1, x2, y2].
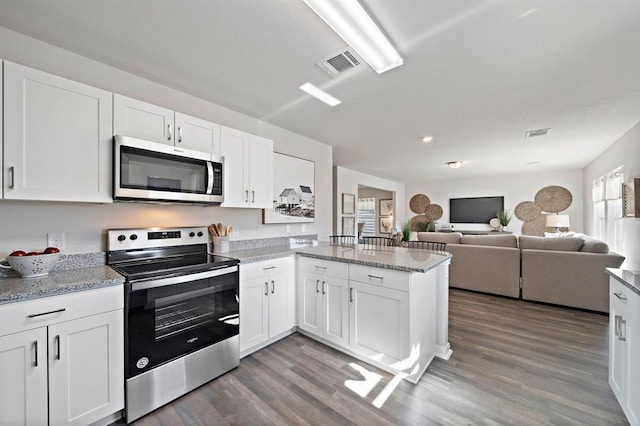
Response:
[424, 204, 443, 221]
[410, 215, 430, 231]
[534, 185, 572, 213]
[409, 194, 430, 214]
[514, 201, 542, 222]
[521, 214, 547, 236]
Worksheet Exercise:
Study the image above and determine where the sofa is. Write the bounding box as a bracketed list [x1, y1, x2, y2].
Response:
[415, 232, 625, 312]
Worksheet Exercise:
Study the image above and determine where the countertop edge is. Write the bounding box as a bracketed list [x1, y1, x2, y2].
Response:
[606, 268, 640, 296]
[294, 250, 452, 273]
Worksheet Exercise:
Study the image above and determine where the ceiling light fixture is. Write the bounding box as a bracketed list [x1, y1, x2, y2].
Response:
[421, 136, 433, 143]
[302, 0, 403, 74]
[299, 82, 342, 107]
[447, 161, 462, 169]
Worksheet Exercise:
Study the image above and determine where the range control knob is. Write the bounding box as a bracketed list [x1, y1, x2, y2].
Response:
[189, 232, 196, 237]
[130, 234, 138, 241]
[197, 231, 204, 237]
[117, 234, 126, 242]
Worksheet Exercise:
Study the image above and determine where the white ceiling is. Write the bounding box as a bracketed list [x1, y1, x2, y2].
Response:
[1, 0, 639, 183]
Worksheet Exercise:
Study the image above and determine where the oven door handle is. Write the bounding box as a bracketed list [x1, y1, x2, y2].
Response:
[131, 265, 238, 291]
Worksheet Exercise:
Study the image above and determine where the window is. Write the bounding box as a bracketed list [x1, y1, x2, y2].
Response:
[592, 166, 624, 252]
[357, 198, 375, 237]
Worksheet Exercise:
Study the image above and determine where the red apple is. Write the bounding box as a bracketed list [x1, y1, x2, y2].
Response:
[43, 247, 60, 254]
[26, 252, 41, 256]
[10, 250, 27, 256]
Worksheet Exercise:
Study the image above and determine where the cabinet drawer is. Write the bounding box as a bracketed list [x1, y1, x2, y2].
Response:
[240, 256, 294, 280]
[348, 264, 411, 292]
[297, 256, 348, 279]
[0, 286, 123, 337]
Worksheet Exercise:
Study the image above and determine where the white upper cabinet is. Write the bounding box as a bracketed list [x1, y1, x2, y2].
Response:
[113, 94, 221, 156]
[220, 126, 273, 208]
[3, 61, 113, 202]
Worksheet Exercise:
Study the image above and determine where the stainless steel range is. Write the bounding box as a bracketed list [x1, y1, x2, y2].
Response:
[107, 226, 240, 423]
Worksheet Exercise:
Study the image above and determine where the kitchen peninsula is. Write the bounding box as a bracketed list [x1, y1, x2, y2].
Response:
[294, 243, 452, 384]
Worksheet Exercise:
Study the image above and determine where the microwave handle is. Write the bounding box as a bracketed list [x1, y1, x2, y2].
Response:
[206, 162, 214, 194]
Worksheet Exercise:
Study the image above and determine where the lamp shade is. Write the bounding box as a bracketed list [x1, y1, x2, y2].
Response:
[546, 214, 570, 228]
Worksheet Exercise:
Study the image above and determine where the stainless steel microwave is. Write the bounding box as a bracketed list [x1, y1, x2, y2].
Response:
[113, 135, 224, 204]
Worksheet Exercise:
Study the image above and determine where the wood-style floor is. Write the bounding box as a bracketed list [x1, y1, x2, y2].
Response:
[129, 289, 628, 425]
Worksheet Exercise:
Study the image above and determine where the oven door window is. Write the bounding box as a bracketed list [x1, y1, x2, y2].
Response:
[120, 145, 208, 194]
[126, 272, 238, 378]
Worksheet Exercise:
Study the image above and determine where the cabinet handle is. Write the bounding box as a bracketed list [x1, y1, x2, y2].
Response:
[8, 166, 15, 189]
[33, 341, 38, 367]
[271, 280, 275, 294]
[168, 123, 173, 141]
[55, 335, 61, 360]
[264, 282, 268, 296]
[178, 126, 183, 143]
[619, 318, 627, 342]
[316, 280, 320, 294]
[245, 190, 249, 203]
[252, 190, 255, 203]
[349, 287, 354, 303]
[368, 274, 384, 281]
[615, 315, 621, 336]
[263, 266, 276, 271]
[614, 292, 627, 301]
[28, 308, 66, 318]
[315, 266, 327, 270]
[322, 281, 326, 295]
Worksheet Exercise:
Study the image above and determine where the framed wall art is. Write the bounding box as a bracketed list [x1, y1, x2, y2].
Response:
[379, 216, 393, 234]
[262, 153, 315, 224]
[379, 199, 393, 216]
[342, 216, 355, 236]
[342, 193, 355, 214]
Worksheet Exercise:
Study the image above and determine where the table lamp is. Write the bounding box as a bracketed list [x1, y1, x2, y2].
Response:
[546, 214, 570, 233]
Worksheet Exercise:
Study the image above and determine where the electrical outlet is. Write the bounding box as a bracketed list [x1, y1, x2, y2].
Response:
[301, 224, 306, 232]
[47, 233, 65, 250]
[286, 225, 291, 233]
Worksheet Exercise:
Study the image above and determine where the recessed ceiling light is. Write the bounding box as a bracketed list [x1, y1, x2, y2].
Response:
[421, 136, 433, 143]
[525, 128, 550, 138]
[299, 82, 342, 107]
[447, 161, 462, 169]
[302, 0, 403, 74]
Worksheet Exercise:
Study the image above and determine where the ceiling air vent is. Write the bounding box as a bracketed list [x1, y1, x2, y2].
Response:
[525, 128, 551, 138]
[317, 49, 362, 77]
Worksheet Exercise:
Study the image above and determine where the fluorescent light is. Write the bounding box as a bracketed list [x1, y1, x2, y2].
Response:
[447, 161, 462, 169]
[299, 82, 342, 107]
[421, 136, 433, 143]
[303, 0, 403, 74]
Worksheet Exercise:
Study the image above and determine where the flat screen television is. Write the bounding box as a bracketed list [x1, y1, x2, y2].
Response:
[449, 196, 504, 224]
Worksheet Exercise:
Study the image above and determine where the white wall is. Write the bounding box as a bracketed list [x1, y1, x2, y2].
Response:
[405, 170, 584, 235]
[334, 167, 405, 236]
[0, 27, 332, 256]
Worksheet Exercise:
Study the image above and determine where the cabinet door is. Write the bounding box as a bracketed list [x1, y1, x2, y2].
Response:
[174, 112, 221, 156]
[113, 94, 174, 145]
[298, 273, 323, 336]
[268, 271, 295, 337]
[248, 135, 273, 208]
[626, 290, 639, 425]
[609, 281, 627, 402]
[220, 126, 250, 207]
[322, 278, 349, 347]
[240, 275, 270, 352]
[349, 281, 410, 362]
[49, 310, 124, 426]
[0, 328, 48, 426]
[4, 62, 113, 202]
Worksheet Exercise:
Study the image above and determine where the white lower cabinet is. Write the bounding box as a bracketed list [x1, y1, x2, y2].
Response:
[240, 257, 295, 356]
[0, 286, 124, 426]
[298, 271, 349, 347]
[609, 277, 639, 425]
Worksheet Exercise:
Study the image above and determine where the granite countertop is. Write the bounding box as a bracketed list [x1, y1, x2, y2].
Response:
[225, 240, 318, 264]
[294, 242, 452, 273]
[0, 265, 124, 306]
[606, 268, 640, 296]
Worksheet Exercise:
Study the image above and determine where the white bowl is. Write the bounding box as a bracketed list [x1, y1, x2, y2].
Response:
[1, 253, 64, 278]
